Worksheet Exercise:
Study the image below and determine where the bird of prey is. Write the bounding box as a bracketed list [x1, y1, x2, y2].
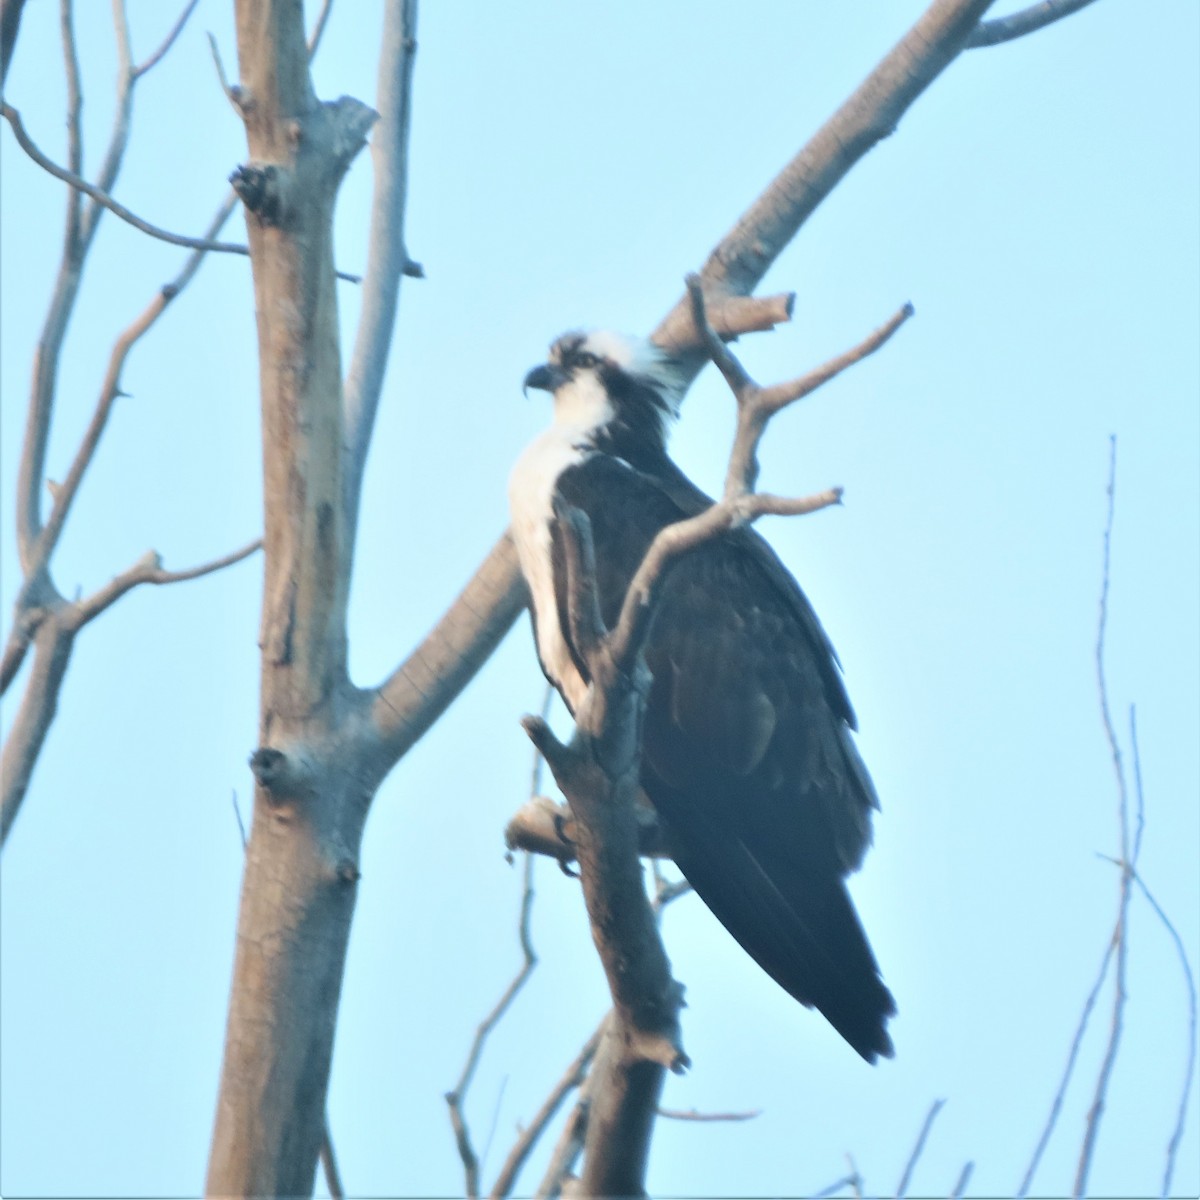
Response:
[508, 329, 895, 1061]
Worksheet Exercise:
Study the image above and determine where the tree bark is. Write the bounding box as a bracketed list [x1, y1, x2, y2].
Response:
[205, 2, 377, 1193]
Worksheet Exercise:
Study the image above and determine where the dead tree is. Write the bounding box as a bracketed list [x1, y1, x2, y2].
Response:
[1, 0, 1129, 1194]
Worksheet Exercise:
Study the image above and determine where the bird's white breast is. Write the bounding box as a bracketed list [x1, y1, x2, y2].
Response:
[508, 424, 593, 711]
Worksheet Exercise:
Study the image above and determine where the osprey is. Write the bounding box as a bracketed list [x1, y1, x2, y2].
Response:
[509, 329, 896, 1062]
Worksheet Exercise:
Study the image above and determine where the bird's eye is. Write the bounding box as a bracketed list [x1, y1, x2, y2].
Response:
[574, 351, 598, 369]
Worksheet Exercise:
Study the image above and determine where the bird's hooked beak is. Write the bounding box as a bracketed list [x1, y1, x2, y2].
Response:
[523, 362, 569, 397]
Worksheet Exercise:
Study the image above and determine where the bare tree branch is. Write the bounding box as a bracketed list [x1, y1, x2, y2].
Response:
[967, 0, 1100, 47]
[652, 0, 994, 356]
[534, 1051, 597, 1200]
[368, 532, 528, 776]
[15, 0, 84, 573]
[132, 0, 200, 78]
[307, 0, 336, 56]
[811, 1172, 862, 1199]
[1016, 921, 1117, 1196]
[894, 1098, 946, 1199]
[1, 102, 252, 257]
[24, 193, 239, 587]
[205, 1, 377, 1189]
[1097, 709, 1197, 1200]
[490, 1025, 602, 1199]
[605, 282, 909, 675]
[504, 793, 670, 864]
[446, 850, 538, 1199]
[363, 1, 1018, 783]
[73, 539, 262, 625]
[1075, 435, 1133, 1200]
[949, 1160, 975, 1198]
[342, 0, 422, 537]
[657, 1106, 762, 1122]
[1128, 873, 1197, 1199]
[0, 617, 74, 845]
[319, 1116, 345, 1199]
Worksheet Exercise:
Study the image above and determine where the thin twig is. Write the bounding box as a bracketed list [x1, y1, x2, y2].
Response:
[1016, 933, 1117, 1196]
[948, 1160, 974, 1199]
[606, 282, 907, 674]
[845, 1152, 864, 1200]
[319, 1115, 344, 1199]
[657, 1106, 762, 1122]
[231, 791, 247, 850]
[26, 192, 239, 583]
[810, 1174, 861, 1200]
[1125, 723, 1196, 1200]
[446, 846, 538, 1197]
[967, 0, 1099, 47]
[1135, 874, 1197, 1199]
[534, 1057, 596, 1200]
[1, 102, 249, 257]
[1129, 706, 1146, 867]
[895, 1098, 946, 1198]
[1075, 435, 1133, 1199]
[73, 539, 262, 626]
[15, 0, 85, 569]
[489, 1024, 603, 1198]
[133, 0, 200, 78]
[307, 0, 335, 56]
[205, 30, 243, 109]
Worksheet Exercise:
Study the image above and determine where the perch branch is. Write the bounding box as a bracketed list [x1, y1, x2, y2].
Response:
[504, 794, 670, 864]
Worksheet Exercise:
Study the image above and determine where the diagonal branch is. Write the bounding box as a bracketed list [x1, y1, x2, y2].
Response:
[967, 0, 1100, 47]
[653, 0, 995, 355]
[368, 532, 528, 775]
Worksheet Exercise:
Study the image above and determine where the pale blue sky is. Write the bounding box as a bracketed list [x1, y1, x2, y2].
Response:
[1, 2, 1197, 1197]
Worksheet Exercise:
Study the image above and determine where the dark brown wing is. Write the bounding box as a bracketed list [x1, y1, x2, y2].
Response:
[553, 454, 895, 1060]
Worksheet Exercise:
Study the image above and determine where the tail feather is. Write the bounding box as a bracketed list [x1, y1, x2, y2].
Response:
[663, 802, 896, 1062]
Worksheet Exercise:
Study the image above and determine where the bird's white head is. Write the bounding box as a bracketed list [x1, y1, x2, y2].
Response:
[523, 329, 682, 450]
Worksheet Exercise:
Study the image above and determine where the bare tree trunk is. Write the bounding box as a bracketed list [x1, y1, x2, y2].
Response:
[205, 2, 377, 1193]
